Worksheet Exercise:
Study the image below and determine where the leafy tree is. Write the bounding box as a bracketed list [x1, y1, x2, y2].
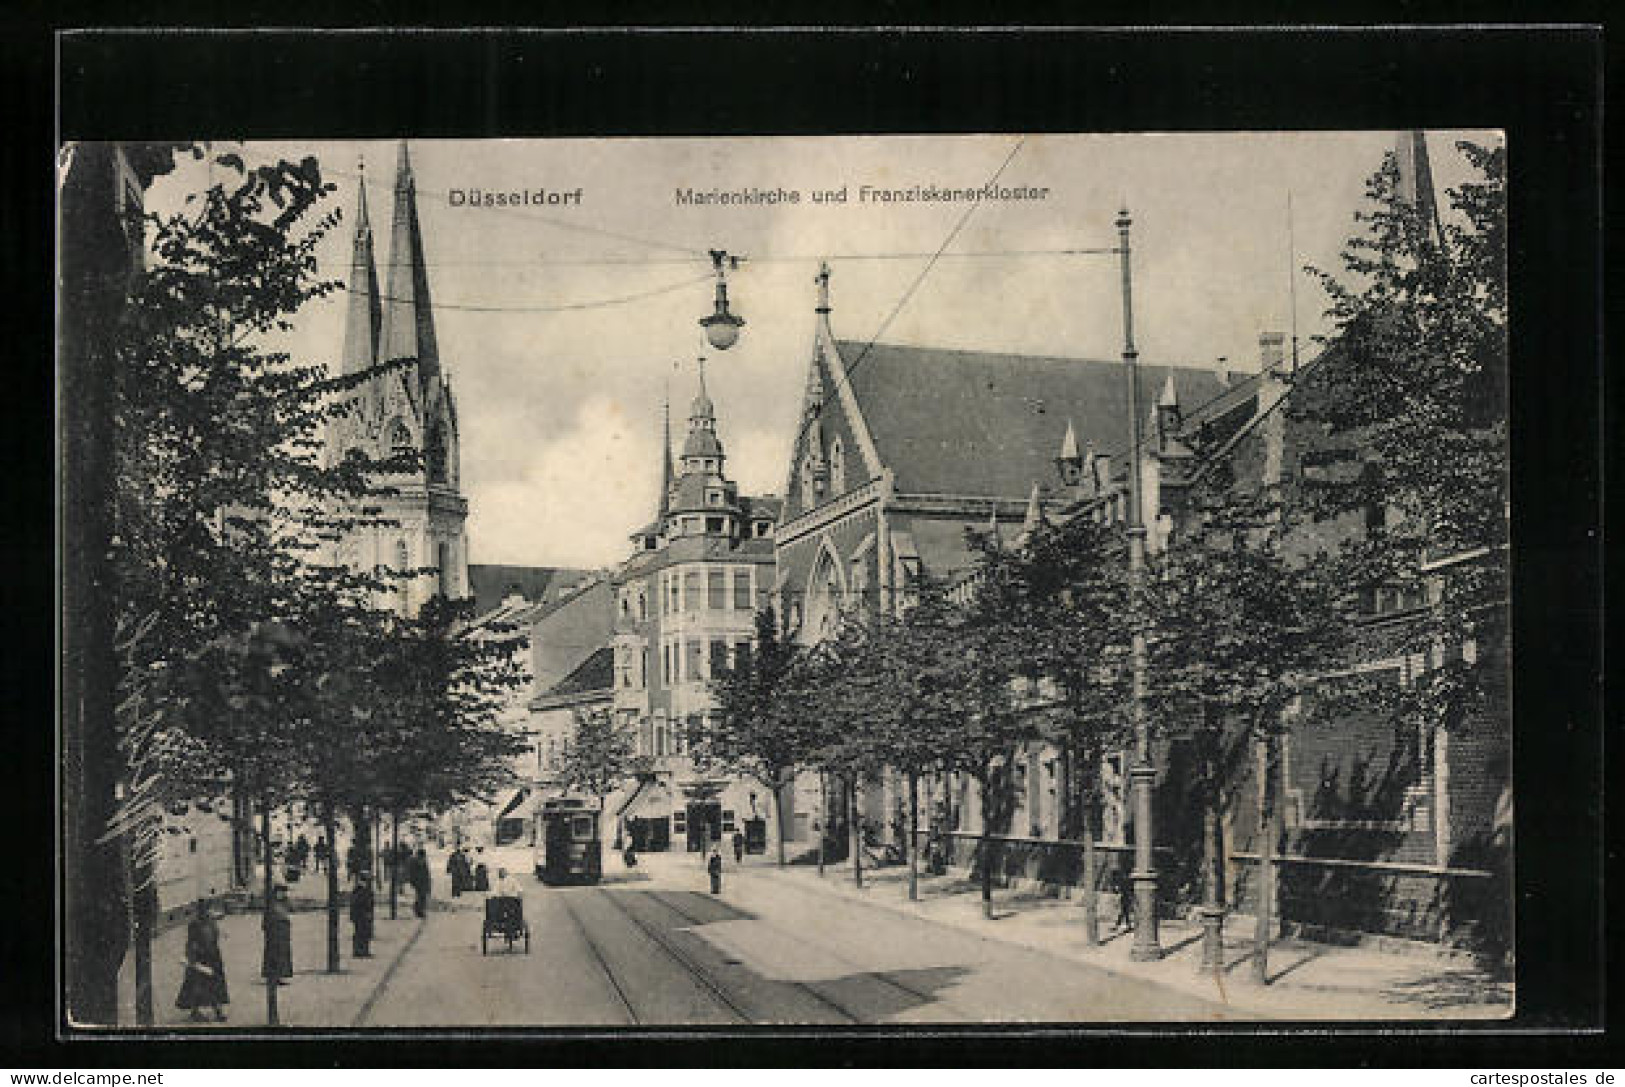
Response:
[1144, 468, 1351, 980]
[1294, 141, 1508, 753]
[558, 706, 638, 816]
[969, 516, 1134, 940]
[1292, 140, 1510, 970]
[697, 608, 806, 865]
[861, 582, 963, 901]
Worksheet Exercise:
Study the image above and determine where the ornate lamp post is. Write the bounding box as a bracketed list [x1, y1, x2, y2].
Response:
[699, 249, 745, 351]
[1116, 207, 1163, 961]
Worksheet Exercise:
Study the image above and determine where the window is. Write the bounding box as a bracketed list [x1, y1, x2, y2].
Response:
[733, 570, 751, 610]
[662, 643, 672, 685]
[667, 575, 679, 614]
[637, 589, 648, 621]
[388, 418, 413, 459]
[684, 639, 703, 681]
[437, 541, 452, 598]
[706, 516, 725, 534]
[684, 571, 700, 612]
[829, 438, 846, 493]
[709, 640, 730, 677]
[722, 809, 737, 833]
[733, 639, 753, 674]
[708, 491, 723, 507]
[673, 810, 687, 834]
[708, 570, 727, 609]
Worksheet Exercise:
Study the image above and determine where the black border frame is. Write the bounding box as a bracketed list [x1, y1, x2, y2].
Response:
[13, 17, 1610, 1067]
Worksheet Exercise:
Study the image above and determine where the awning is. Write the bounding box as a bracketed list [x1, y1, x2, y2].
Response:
[495, 787, 531, 821]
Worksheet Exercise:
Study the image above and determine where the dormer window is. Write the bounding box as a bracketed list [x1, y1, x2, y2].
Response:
[708, 491, 723, 507]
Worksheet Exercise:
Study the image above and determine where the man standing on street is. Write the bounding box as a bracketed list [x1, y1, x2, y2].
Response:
[707, 845, 723, 895]
[409, 846, 432, 919]
[350, 870, 375, 957]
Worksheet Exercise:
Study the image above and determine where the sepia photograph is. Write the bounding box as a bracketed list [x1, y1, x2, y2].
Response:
[59, 128, 1514, 1031]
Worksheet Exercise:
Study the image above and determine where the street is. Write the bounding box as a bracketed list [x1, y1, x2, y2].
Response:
[361, 854, 1236, 1025]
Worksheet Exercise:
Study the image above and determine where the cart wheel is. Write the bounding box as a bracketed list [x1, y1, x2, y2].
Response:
[481, 930, 488, 955]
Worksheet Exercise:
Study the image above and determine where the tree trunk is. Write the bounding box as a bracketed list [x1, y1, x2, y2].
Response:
[816, 771, 826, 878]
[907, 770, 920, 902]
[389, 811, 400, 921]
[772, 772, 787, 867]
[129, 845, 154, 1025]
[1081, 760, 1100, 946]
[323, 804, 341, 974]
[978, 773, 995, 920]
[1253, 735, 1280, 984]
[850, 778, 864, 889]
[260, 800, 279, 1027]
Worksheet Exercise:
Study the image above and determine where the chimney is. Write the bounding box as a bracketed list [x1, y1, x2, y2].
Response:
[1259, 331, 1286, 373]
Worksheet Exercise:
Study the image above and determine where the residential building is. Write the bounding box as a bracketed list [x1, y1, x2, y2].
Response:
[608, 370, 781, 852]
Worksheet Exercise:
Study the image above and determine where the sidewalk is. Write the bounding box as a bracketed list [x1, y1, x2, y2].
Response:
[115, 899, 429, 1029]
[735, 856, 1513, 1021]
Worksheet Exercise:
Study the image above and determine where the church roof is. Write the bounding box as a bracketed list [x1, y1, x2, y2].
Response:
[835, 341, 1230, 498]
[467, 563, 593, 621]
[340, 173, 381, 377]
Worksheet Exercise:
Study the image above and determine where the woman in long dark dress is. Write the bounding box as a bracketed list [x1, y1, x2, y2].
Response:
[262, 884, 294, 985]
[175, 899, 229, 1022]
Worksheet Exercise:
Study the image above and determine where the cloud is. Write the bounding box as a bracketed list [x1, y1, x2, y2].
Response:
[467, 394, 661, 568]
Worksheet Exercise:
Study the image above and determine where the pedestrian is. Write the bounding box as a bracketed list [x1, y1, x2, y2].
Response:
[261, 885, 293, 986]
[175, 898, 228, 1023]
[313, 835, 329, 874]
[408, 846, 431, 919]
[732, 829, 744, 865]
[447, 847, 468, 898]
[472, 846, 490, 893]
[349, 870, 375, 958]
[707, 845, 723, 895]
[1112, 865, 1134, 931]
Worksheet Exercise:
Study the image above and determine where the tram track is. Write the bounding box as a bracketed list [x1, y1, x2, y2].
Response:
[555, 890, 638, 1025]
[641, 887, 956, 1023]
[585, 885, 753, 1024]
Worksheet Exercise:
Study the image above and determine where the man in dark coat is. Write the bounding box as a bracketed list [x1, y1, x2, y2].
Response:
[176, 899, 228, 1022]
[409, 846, 431, 918]
[349, 871, 375, 957]
[732, 830, 745, 864]
[261, 885, 293, 985]
[707, 846, 723, 895]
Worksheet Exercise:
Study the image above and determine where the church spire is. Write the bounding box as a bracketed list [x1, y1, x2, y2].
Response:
[379, 140, 441, 391]
[341, 163, 381, 376]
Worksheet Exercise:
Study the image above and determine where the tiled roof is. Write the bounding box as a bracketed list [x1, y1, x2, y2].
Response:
[836, 341, 1230, 498]
[547, 646, 615, 698]
[467, 563, 593, 620]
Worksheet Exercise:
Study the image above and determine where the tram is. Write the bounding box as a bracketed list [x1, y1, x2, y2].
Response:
[535, 797, 602, 885]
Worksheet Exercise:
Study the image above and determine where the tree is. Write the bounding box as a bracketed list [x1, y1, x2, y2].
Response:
[1295, 141, 1508, 752]
[1294, 140, 1511, 970]
[97, 147, 379, 1025]
[971, 516, 1134, 941]
[861, 582, 963, 901]
[697, 608, 806, 865]
[557, 707, 638, 817]
[1144, 469, 1351, 981]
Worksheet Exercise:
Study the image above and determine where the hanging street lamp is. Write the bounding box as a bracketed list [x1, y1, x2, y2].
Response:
[699, 248, 746, 351]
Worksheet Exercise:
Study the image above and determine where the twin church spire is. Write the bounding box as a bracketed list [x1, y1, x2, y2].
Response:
[342, 141, 444, 402]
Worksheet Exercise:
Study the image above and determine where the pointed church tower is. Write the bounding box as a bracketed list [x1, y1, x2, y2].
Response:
[341, 165, 381, 379]
[658, 393, 675, 523]
[330, 141, 469, 614]
[380, 140, 441, 394]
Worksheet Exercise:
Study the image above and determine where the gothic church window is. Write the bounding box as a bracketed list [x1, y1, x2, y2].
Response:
[829, 438, 846, 494]
[387, 418, 413, 461]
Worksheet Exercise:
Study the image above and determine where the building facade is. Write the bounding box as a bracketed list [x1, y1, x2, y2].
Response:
[607, 371, 782, 852]
[326, 142, 469, 615]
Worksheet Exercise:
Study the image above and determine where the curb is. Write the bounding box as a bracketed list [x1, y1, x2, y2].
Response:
[350, 915, 431, 1027]
[736, 864, 1266, 1017]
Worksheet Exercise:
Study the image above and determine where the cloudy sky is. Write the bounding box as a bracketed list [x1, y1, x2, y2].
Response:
[145, 131, 1499, 571]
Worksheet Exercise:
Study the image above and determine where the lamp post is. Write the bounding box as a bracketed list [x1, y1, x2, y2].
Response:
[699, 249, 745, 351]
[1116, 207, 1163, 961]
